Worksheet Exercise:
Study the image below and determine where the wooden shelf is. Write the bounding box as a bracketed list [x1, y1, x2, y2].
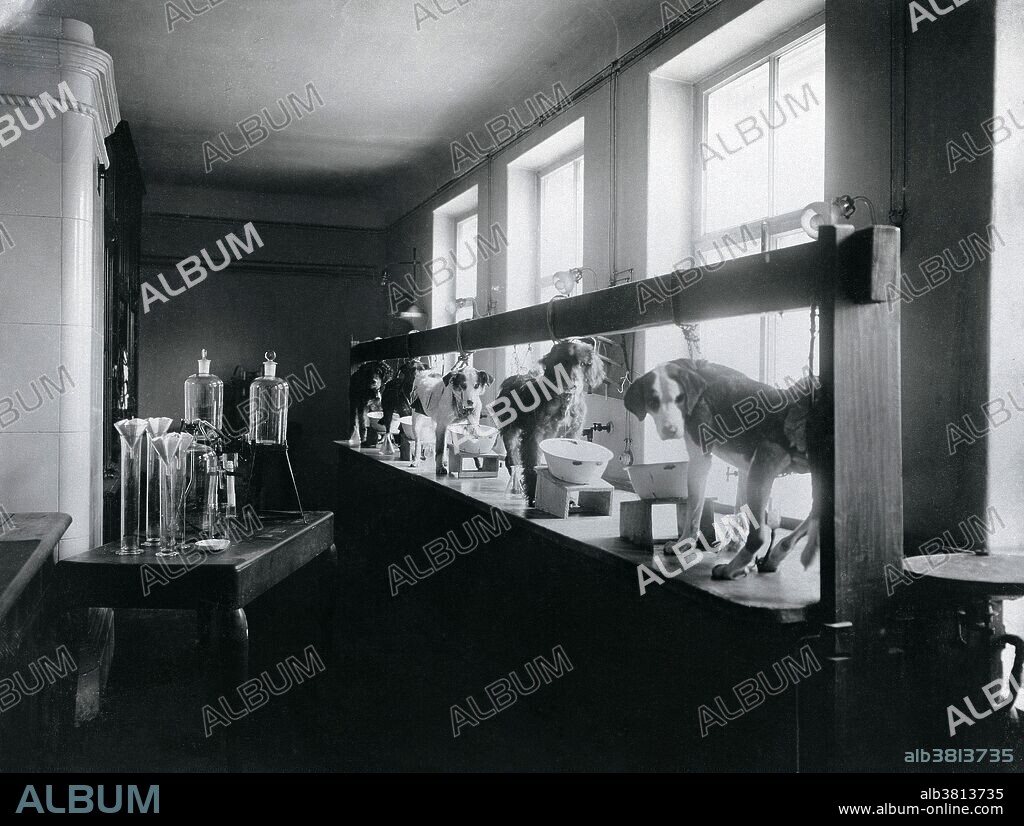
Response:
[336, 442, 820, 624]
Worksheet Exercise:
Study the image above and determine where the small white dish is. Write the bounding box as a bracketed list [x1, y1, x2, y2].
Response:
[194, 538, 230, 552]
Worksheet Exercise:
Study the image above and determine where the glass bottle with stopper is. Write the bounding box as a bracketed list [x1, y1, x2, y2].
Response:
[249, 350, 290, 445]
[184, 348, 224, 437]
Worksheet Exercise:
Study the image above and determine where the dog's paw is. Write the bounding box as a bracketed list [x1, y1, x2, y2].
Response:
[711, 563, 747, 581]
[754, 554, 780, 573]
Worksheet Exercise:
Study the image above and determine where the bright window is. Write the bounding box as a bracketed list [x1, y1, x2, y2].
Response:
[538, 155, 585, 303]
[643, 27, 825, 520]
[505, 151, 585, 376]
[454, 213, 478, 323]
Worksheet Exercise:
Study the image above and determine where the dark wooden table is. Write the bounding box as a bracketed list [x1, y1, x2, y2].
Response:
[57, 511, 335, 692]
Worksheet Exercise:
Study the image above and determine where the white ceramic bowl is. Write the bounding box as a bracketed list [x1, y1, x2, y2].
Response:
[540, 438, 613, 485]
[448, 423, 498, 455]
[626, 461, 689, 500]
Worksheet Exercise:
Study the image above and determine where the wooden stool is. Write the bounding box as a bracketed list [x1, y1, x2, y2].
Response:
[534, 468, 613, 518]
[619, 497, 717, 549]
[446, 444, 501, 478]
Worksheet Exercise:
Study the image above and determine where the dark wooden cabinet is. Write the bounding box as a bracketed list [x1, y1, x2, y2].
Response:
[101, 122, 145, 543]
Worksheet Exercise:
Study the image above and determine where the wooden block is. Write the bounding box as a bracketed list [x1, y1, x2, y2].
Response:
[535, 468, 613, 518]
[619, 499, 654, 546]
[619, 497, 717, 549]
[447, 446, 500, 478]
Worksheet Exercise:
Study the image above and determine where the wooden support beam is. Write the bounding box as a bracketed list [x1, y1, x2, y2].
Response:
[803, 224, 903, 772]
[352, 240, 825, 363]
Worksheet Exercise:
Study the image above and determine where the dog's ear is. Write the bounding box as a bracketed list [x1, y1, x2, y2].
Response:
[665, 361, 706, 415]
[476, 370, 494, 389]
[623, 375, 650, 421]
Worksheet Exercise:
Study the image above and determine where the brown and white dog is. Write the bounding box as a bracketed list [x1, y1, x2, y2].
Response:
[495, 340, 607, 505]
[412, 365, 493, 475]
[624, 359, 819, 580]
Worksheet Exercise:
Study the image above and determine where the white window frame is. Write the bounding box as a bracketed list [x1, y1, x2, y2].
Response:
[694, 19, 825, 264]
[691, 19, 824, 384]
[453, 211, 479, 321]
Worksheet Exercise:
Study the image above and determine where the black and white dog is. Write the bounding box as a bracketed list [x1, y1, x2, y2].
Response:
[380, 359, 426, 440]
[625, 359, 819, 580]
[349, 360, 393, 446]
[495, 340, 606, 505]
[412, 364, 493, 475]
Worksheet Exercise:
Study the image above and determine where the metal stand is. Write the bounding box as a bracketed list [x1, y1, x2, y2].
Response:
[245, 442, 306, 523]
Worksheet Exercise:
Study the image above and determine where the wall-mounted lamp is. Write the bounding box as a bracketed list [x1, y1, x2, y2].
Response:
[552, 267, 585, 298]
[800, 195, 878, 239]
[381, 247, 427, 329]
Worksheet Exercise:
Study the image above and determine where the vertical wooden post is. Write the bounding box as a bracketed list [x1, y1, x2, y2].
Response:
[803, 225, 903, 771]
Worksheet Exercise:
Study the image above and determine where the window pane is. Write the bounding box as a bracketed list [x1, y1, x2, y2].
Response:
[454, 214, 478, 300]
[539, 156, 584, 297]
[773, 32, 825, 215]
[704, 62, 770, 232]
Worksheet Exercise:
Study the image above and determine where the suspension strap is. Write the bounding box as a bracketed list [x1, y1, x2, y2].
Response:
[680, 323, 702, 360]
[455, 320, 467, 357]
[546, 298, 561, 342]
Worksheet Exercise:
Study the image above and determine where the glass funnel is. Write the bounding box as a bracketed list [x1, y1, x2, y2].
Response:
[248, 351, 290, 445]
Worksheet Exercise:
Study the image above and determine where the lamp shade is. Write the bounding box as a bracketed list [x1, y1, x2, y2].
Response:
[800, 201, 833, 239]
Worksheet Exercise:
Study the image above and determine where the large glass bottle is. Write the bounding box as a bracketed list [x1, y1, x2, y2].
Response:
[184, 349, 224, 433]
[249, 351, 290, 445]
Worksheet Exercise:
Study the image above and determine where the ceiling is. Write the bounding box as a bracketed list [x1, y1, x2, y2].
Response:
[17, 0, 672, 225]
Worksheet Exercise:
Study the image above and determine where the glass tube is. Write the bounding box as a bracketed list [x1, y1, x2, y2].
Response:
[143, 418, 173, 546]
[113, 419, 147, 555]
[157, 452, 187, 556]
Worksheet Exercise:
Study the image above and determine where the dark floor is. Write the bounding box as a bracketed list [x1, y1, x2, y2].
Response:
[60, 560, 612, 773]
[42, 542, 1024, 773]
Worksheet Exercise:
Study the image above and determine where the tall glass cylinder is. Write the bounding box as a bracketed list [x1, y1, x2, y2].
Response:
[184, 442, 216, 533]
[143, 417, 173, 546]
[204, 460, 221, 535]
[151, 433, 194, 556]
[157, 456, 187, 556]
[113, 419, 148, 555]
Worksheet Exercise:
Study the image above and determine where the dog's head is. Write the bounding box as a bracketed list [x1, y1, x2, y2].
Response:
[539, 340, 606, 394]
[446, 367, 493, 419]
[624, 360, 706, 440]
[354, 361, 393, 403]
